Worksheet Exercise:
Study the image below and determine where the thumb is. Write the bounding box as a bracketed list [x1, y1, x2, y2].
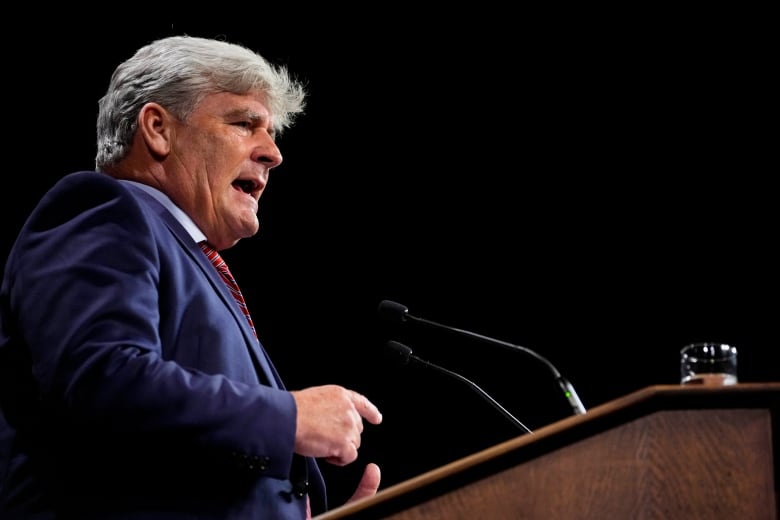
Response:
[346, 463, 381, 504]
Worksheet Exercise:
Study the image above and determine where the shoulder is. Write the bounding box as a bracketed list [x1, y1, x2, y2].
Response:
[20, 171, 156, 245]
[35, 171, 148, 217]
[44, 171, 128, 201]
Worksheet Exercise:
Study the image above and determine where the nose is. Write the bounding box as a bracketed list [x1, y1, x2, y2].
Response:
[251, 132, 283, 169]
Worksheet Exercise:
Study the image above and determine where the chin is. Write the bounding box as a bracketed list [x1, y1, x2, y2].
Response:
[240, 221, 260, 239]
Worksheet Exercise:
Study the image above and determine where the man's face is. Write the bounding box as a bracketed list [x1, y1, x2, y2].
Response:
[165, 91, 282, 250]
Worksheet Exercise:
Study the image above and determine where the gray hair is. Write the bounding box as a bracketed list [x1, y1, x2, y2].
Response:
[95, 35, 306, 170]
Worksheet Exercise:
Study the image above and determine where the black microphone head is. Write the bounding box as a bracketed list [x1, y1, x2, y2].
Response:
[385, 340, 413, 364]
[377, 300, 409, 324]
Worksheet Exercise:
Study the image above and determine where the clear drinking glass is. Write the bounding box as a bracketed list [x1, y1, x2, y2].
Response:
[680, 342, 738, 386]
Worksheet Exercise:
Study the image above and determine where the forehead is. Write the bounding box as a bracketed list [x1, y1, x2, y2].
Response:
[194, 91, 273, 119]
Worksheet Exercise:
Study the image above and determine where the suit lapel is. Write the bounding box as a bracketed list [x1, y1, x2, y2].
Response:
[123, 183, 279, 387]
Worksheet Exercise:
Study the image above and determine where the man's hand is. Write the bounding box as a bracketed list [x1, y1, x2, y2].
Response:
[292, 385, 382, 465]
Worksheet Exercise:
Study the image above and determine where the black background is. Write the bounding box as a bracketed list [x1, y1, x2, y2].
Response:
[2, 12, 777, 507]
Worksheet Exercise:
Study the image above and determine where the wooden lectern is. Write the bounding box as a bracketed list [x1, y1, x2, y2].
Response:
[316, 383, 779, 520]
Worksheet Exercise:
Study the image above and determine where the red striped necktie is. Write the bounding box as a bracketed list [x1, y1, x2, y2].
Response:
[199, 242, 257, 339]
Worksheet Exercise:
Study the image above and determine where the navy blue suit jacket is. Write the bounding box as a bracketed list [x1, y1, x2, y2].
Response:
[0, 171, 326, 519]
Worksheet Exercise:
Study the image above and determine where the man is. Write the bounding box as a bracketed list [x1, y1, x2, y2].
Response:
[0, 35, 382, 519]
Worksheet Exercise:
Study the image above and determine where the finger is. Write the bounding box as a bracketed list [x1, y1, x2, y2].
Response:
[324, 455, 347, 467]
[324, 442, 358, 466]
[350, 391, 383, 425]
[347, 463, 381, 503]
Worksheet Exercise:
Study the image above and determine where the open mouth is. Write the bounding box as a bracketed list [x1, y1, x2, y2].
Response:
[233, 179, 257, 194]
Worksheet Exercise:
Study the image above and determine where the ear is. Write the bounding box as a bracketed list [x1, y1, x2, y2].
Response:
[137, 102, 175, 159]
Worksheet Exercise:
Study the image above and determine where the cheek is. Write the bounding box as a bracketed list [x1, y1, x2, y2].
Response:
[186, 131, 246, 187]
[208, 139, 246, 172]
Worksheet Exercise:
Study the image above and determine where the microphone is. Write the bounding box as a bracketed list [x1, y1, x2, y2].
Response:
[387, 340, 533, 434]
[378, 300, 587, 416]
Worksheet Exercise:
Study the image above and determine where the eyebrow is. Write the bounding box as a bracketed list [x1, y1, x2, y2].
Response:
[223, 107, 276, 138]
[224, 108, 266, 124]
